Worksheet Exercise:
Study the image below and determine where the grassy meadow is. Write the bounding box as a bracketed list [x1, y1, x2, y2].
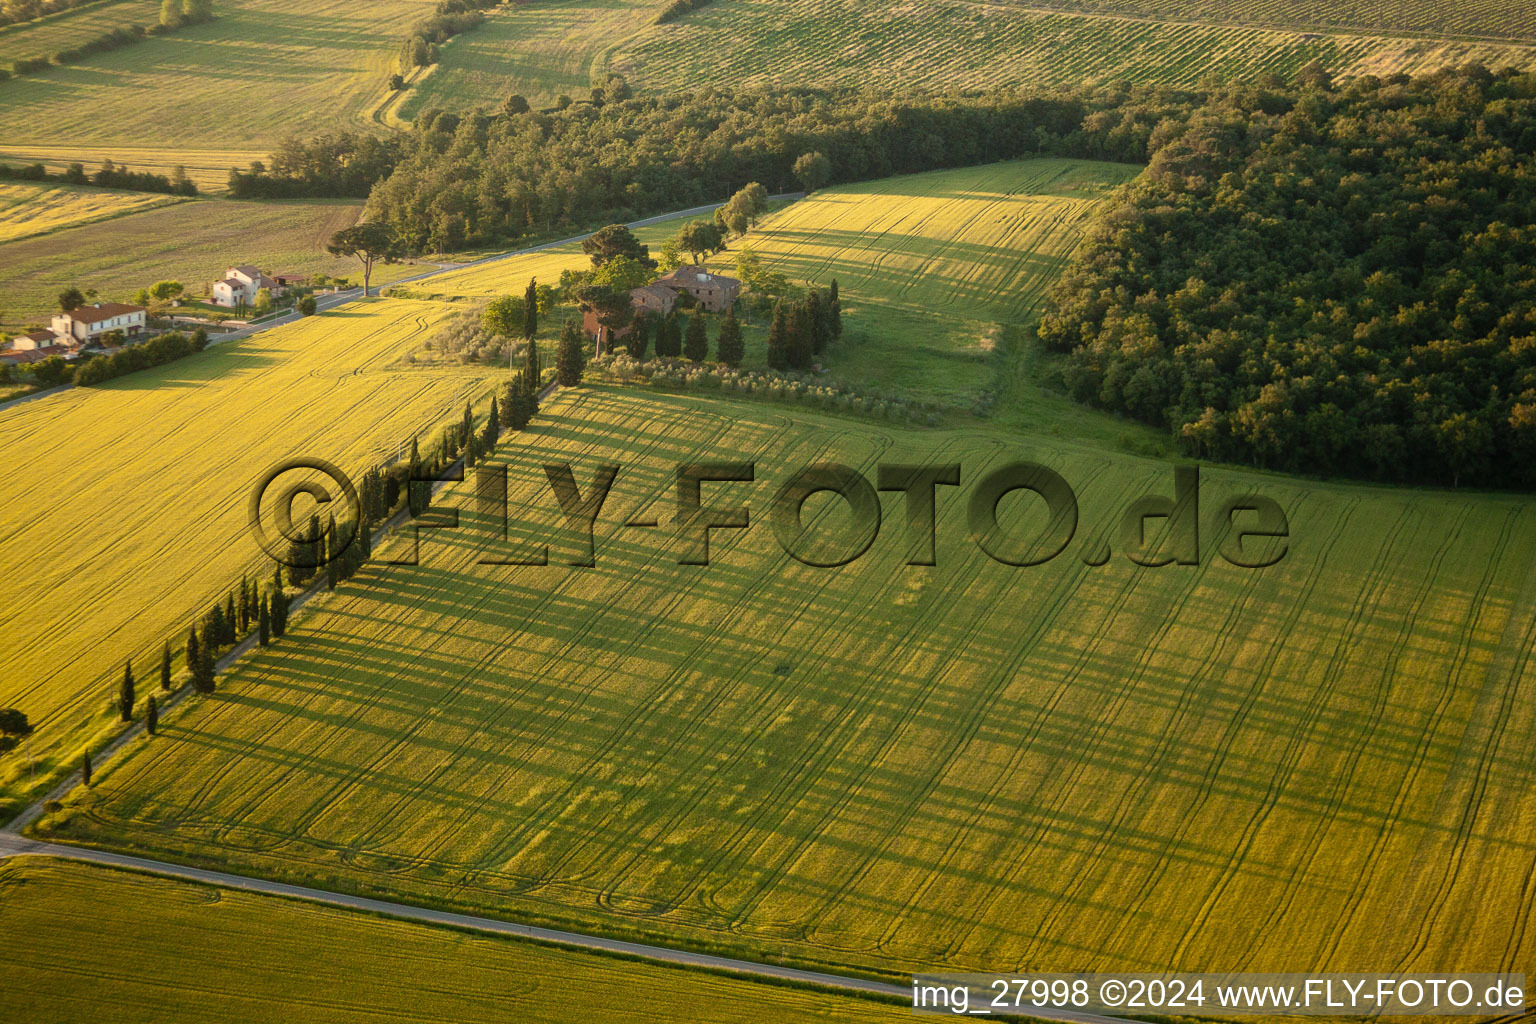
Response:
[0, 858, 905, 1023]
[0, 0, 157, 65]
[0, 180, 183, 243]
[399, 0, 667, 118]
[0, 0, 429, 150]
[1010, 0, 1536, 40]
[610, 0, 1536, 92]
[0, 197, 419, 329]
[0, 297, 498, 811]
[0, 144, 269, 193]
[45, 385, 1536, 979]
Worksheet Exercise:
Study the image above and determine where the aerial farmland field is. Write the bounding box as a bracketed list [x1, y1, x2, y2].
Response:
[399, 0, 668, 119]
[0, 858, 905, 1024]
[0, 197, 418, 329]
[0, 298, 497, 810]
[0, 180, 183, 244]
[0, 0, 426, 151]
[44, 385, 1536, 978]
[0, 0, 158, 66]
[610, 0, 1536, 93]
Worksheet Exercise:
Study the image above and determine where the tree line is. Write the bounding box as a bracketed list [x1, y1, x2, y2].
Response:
[1040, 63, 1536, 489]
[0, 158, 198, 195]
[1, 1, 212, 80]
[230, 83, 1192, 251]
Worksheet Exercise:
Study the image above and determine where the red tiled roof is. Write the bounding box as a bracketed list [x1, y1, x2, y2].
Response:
[57, 303, 146, 324]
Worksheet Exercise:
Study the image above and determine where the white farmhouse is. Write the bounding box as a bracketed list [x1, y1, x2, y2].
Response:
[211, 265, 285, 308]
[50, 303, 147, 344]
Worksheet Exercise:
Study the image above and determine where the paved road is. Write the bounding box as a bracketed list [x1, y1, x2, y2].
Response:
[0, 830, 1134, 1024]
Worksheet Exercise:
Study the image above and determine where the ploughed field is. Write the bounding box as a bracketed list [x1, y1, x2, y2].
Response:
[0, 298, 496, 810]
[45, 385, 1536, 978]
[0, 857, 906, 1023]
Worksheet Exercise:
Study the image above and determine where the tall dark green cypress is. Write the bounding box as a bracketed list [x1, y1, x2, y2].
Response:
[118, 660, 135, 722]
[788, 300, 813, 369]
[716, 307, 744, 367]
[223, 592, 237, 643]
[683, 311, 709, 363]
[81, 751, 92, 787]
[237, 575, 250, 633]
[461, 400, 474, 446]
[146, 696, 158, 736]
[160, 641, 172, 691]
[484, 395, 499, 448]
[557, 318, 585, 386]
[524, 338, 541, 392]
[258, 596, 270, 647]
[186, 627, 199, 687]
[766, 300, 789, 371]
[626, 309, 650, 360]
[523, 277, 538, 339]
[828, 278, 842, 338]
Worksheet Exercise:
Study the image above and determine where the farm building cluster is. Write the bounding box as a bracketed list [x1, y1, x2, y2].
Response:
[581, 265, 742, 349]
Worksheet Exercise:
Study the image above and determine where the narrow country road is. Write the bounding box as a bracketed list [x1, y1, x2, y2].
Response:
[0, 830, 1132, 1024]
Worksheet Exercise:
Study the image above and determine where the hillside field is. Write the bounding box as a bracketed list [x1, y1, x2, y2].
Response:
[0, 180, 183, 244]
[610, 0, 1536, 93]
[0, 858, 904, 1023]
[0, 197, 416, 329]
[45, 385, 1536, 979]
[0, 0, 157, 66]
[0, 0, 428, 150]
[399, 0, 666, 119]
[0, 298, 497, 811]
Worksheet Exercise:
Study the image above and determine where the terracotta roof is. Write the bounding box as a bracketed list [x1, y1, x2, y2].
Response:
[657, 265, 740, 288]
[629, 284, 675, 303]
[231, 264, 262, 278]
[19, 330, 57, 344]
[57, 303, 145, 324]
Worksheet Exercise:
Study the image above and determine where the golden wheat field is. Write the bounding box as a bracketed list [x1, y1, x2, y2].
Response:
[0, 858, 904, 1024]
[48, 385, 1536, 979]
[738, 159, 1141, 323]
[0, 0, 430, 150]
[0, 181, 184, 243]
[0, 298, 497, 810]
[609, 0, 1536, 94]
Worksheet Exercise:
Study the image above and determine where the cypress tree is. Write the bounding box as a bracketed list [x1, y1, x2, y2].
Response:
[258, 596, 270, 646]
[806, 289, 832, 354]
[81, 751, 92, 787]
[557, 318, 585, 386]
[524, 338, 541, 392]
[273, 584, 288, 638]
[146, 696, 158, 736]
[118, 661, 135, 722]
[788, 300, 814, 369]
[307, 513, 322, 569]
[206, 604, 225, 650]
[716, 307, 744, 367]
[186, 627, 199, 686]
[193, 636, 216, 694]
[766, 300, 790, 371]
[224, 592, 237, 643]
[626, 309, 650, 360]
[237, 575, 250, 633]
[683, 311, 709, 363]
[829, 278, 842, 337]
[656, 311, 681, 358]
[461, 400, 474, 447]
[160, 640, 172, 691]
[523, 277, 538, 339]
[326, 538, 338, 590]
[484, 395, 500, 448]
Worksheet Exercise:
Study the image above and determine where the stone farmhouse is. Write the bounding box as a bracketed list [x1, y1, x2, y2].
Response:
[581, 268, 741, 348]
[52, 302, 147, 344]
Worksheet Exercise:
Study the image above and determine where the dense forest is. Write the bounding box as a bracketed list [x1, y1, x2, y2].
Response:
[234, 85, 1197, 243]
[237, 68, 1536, 489]
[1040, 64, 1536, 489]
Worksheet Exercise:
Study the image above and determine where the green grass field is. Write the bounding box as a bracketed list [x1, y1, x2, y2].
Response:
[0, 858, 905, 1023]
[0, 0, 429, 150]
[0, 197, 418, 329]
[43, 384, 1536, 979]
[0, 298, 496, 812]
[609, 0, 1536, 92]
[0, 179, 183, 243]
[399, 0, 666, 119]
[0, 0, 157, 65]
